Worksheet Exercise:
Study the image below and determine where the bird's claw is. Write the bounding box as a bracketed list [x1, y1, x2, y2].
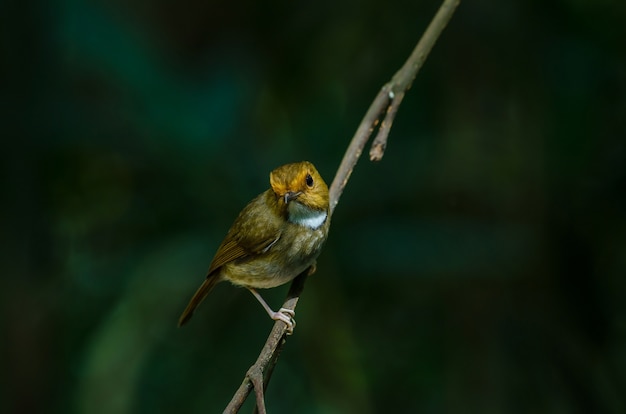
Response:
[271, 308, 296, 335]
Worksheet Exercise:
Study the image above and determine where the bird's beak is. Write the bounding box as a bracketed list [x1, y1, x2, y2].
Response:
[284, 191, 302, 204]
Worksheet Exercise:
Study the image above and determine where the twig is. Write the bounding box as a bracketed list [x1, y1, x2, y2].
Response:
[331, 0, 460, 212]
[224, 0, 460, 412]
[370, 0, 459, 163]
[224, 273, 306, 414]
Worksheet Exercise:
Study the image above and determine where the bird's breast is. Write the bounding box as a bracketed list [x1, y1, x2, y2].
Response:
[222, 223, 328, 289]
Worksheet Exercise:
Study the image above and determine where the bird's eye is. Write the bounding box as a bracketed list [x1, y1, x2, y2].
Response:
[305, 173, 314, 187]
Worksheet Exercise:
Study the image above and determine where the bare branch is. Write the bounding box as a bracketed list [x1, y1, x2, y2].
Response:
[224, 0, 460, 411]
[332, 0, 460, 208]
[369, 0, 461, 161]
[369, 89, 405, 161]
[224, 274, 306, 413]
[328, 89, 390, 214]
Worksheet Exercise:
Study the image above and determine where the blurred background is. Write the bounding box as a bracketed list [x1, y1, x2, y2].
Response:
[3, 0, 626, 412]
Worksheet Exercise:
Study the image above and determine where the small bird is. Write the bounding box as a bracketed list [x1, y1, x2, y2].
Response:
[178, 161, 330, 332]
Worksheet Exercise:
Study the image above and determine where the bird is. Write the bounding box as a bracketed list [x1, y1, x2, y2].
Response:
[178, 161, 330, 333]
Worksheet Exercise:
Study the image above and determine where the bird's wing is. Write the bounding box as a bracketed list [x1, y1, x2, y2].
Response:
[207, 193, 282, 275]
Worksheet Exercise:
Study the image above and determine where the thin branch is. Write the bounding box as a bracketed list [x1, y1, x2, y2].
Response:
[331, 0, 460, 211]
[224, 274, 306, 414]
[224, 0, 460, 412]
[328, 90, 390, 215]
[369, 0, 460, 163]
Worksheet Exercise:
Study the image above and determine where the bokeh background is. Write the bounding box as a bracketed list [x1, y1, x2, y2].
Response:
[3, 0, 626, 412]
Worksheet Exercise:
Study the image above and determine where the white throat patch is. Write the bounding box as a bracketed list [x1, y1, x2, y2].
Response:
[288, 202, 327, 229]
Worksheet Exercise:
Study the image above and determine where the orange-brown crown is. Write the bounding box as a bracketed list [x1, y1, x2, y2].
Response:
[269, 161, 329, 211]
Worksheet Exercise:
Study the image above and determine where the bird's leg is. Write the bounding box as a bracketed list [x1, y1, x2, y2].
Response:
[247, 288, 295, 334]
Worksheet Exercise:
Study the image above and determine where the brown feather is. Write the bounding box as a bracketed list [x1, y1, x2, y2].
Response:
[178, 275, 221, 327]
[207, 191, 283, 274]
[207, 239, 247, 275]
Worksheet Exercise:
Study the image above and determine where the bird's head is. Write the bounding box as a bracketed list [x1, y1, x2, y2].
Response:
[269, 161, 329, 226]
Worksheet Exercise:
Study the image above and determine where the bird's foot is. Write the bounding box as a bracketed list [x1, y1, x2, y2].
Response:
[270, 308, 296, 335]
[248, 288, 296, 335]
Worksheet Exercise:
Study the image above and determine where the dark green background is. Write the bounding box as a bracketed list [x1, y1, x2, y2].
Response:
[3, 0, 626, 413]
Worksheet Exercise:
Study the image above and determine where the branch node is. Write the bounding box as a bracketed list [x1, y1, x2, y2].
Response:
[369, 90, 405, 162]
[247, 366, 267, 414]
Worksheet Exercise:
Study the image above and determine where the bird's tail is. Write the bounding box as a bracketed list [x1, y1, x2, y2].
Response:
[178, 275, 220, 327]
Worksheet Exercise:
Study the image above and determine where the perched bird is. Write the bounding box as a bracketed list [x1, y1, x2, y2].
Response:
[178, 161, 330, 332]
